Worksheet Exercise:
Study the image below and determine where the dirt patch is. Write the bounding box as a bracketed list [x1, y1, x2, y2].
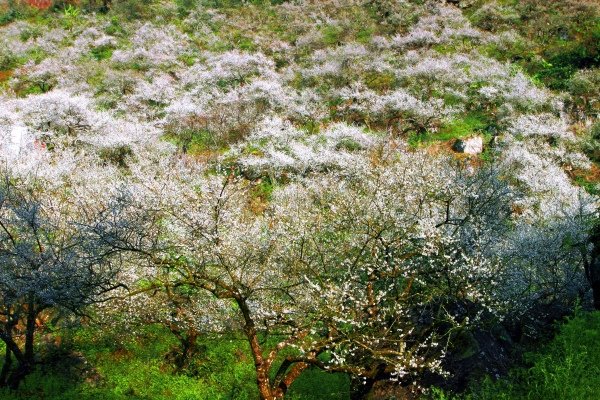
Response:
[0, 70, 13, 82]
[110, 347, 134, 361]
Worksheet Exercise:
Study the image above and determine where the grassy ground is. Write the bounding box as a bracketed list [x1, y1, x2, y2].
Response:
[0, 325, 349, 400]
[5, 313, 599, 399]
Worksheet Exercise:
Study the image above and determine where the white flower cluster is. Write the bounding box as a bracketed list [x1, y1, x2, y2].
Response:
[112, 23, 187, 68]
[508, 113, 572, 140]
[230, 117, 378, 177]
[392, 5, 481, 49]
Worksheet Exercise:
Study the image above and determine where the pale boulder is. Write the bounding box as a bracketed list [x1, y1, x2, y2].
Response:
[453, 136, 483, 155]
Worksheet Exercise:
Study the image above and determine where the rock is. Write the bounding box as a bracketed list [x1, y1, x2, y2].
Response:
[453, 136, 483, 154]
[9, 124, 29, 157]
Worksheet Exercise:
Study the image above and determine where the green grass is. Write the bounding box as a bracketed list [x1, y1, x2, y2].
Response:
[356, 26, 374, 44]
[322, 25, 344, 46]
[574, 175, 600, 196]
[287, 368, 350, 400]
[408, 113, 489, 148]
[90, 45, 114, 61]
[0, 324, 349, 400]
[163, 129, 224, 154]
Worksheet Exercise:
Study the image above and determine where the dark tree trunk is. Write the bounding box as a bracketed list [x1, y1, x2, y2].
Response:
[172, 331, 200, 372]
[24, 301, 36, 364]
[0, 304, 39, 389]
[101, 0, 112, 12]
[179, 335, 195, 366]
[587, 224, 600, 310]
[0, 336, 32, 390]
[0, 337, 30, 390]
[6, 362, 32, 390]
[349, 375, 375, 400]
[0, 347, 12, 386]
[592, 280, 600, 311]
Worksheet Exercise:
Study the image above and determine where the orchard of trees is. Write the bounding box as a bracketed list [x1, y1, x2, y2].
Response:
[0, 0, 599, 398]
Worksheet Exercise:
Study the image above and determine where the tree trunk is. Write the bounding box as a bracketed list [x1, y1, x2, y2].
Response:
[6, 362, 32, 390]
[24, 301, 36, 364]
[592, 280, 600, 311]
[0, 336, 25, 366]
[0, 347, 12, 386]
[235, 297, 280, 400]
[180, 332, 197, 366]
[587, 225, 600, 310]
[273, 361, 309, 399]
[0, 338, 30, 390]
[0, 304, 37, 389]
[101, 0, 111, 12]
[0, 335, 31, 390]
[170, 330, 200, 372]
[256, 365, 278, 400]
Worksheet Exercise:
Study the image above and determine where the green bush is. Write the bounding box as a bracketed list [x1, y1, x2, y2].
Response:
[199, 0, 287, 7]
[581, 122, 600, 163]
[322, 24, 344, 46]
[464, 311, 600, 400]
[90, 44, 115, 61]
[98, 145, 134, 168]
[0, 7, 18, 26]
[0, 48, 18, 71]
[110, 0, 158, 20]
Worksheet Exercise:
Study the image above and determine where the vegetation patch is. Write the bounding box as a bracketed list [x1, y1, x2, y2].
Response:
[0, 1, 598, 399]
[408, 113, 489, 148]
[455, 312, 600, 400]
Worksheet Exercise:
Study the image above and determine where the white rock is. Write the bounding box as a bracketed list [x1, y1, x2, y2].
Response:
[453, 136, 483, 154]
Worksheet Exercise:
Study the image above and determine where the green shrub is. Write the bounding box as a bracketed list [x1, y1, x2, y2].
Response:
[0, 7, 18, 26]
[0, 48, 18, 71]
[19, 25, 42, 42]
[322, 24, 344, 46]
[581, 122, 600, 163]
[363, 71, 397, 92]
[164, 129, 226, 154]
[199, 0, 286, 7]
[468, 0, 600, 90]
[110, 0, 157, 20]
[464, 311, 600, 400]
[90, 44, 115, 61]
[0, 324, 348, 400]
[104, 16, 126, 36]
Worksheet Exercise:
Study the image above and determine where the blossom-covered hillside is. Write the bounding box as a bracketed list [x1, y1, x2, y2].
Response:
[0, 0, 599, 399]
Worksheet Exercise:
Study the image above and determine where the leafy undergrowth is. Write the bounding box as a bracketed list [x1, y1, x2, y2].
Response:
[0, 325, 349, 400]
[432, 311, 600, 400]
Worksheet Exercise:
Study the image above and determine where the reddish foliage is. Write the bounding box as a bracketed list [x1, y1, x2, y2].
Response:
[34, 140, 47, 151]
[26, 0, 53, 9]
